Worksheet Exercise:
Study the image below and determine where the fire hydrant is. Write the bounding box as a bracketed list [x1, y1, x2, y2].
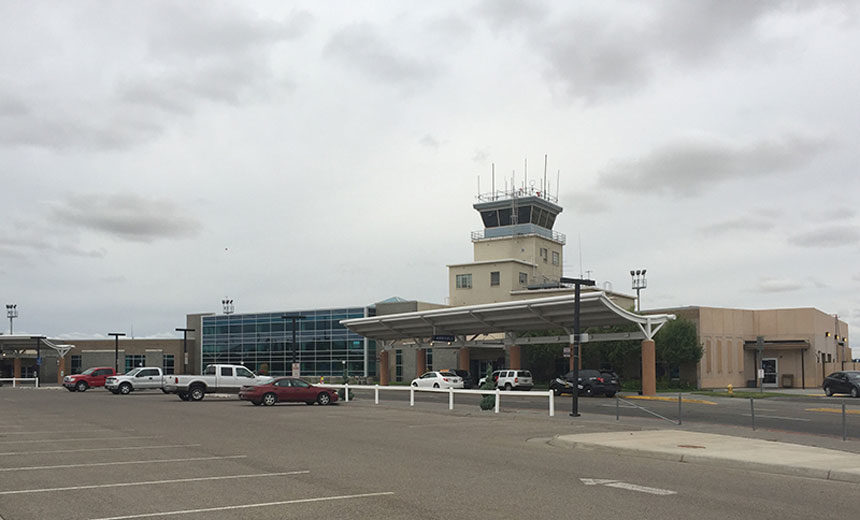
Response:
[727, 383, 733, 396]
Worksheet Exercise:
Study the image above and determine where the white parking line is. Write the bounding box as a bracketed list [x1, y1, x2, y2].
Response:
[0, 455, 247, 472]
[0, 435, 157, 445]
[88, 491, 396, 520]
[0, 429, 116, 435]
[0, 444, 202, 456]
[0, 471, 309, 495]
[740, 414, 811, 422]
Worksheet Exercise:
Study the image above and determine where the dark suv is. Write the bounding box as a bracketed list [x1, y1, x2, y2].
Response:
[449, 369, 475, 389]
[549, 369, 620, 397]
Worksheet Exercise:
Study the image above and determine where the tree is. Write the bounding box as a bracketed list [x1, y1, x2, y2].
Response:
[654, 318, 702, 376]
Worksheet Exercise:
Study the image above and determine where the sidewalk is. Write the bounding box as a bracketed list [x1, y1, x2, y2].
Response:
[550, 429, 860, 484]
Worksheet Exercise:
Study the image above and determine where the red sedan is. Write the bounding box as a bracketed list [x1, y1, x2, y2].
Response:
[239, 377, 339, 406]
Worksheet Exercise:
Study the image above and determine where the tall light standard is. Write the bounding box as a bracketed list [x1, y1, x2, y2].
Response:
[281, 314, 306, 376]
[6, 304, 18, 334]
[176, 327, 195, 374]
[108, 332, 125, 373]
[630, 269, 647, 312]
[561, 276, 596, 417]
[222, 299, 234, 315]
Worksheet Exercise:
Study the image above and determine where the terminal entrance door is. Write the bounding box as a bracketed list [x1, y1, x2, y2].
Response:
[762, 358, 778, 388]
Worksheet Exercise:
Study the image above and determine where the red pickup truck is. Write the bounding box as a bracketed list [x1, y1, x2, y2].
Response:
[63, 367, 116, 392]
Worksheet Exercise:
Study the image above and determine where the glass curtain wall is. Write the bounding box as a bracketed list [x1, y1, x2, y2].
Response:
[200, 308, 375, 378]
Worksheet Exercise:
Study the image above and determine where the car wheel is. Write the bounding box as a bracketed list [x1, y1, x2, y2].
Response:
[189, 386, 205, 401]
[824, 386, 833, 396]
[553, 388, 562, 396]
[119, 383, 132, 395]
[852, 387, 859, 398]
[583, 386, 594, 397]
[109, 389, 119, 394]
[66, 387, 76, 392]
[605, 392, 616, 398]
[305, 401, 314, 405]
[317, 392, 331, 405]
[161, 389, 170, 394]
[504, 383, 512, 391]
[178, 392, 190, 401]
[251, 400, 262, 406]
[75, 381, 88, 392]
[411, 382, 418, 387]
[262, 392, 277, 406]
[433, 383, 440, 388]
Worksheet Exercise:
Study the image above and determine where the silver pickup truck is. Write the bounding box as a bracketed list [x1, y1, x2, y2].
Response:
[106, 367, 166, 394]
[162, 364, 271, 401]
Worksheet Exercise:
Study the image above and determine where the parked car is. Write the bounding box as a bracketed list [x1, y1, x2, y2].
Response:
[106, 367, 166, 394]
[449, 369, 475, 389]
[549, 369, 620, 397]
[496, 370, 533, 391]
[239, 377, 339, 406]
[162, 364, 272, 401]
[823, 371, 860, 398]
[478, 370, 503, 388]
[63, 367, 116, 392]
[411, 371, 464, 389]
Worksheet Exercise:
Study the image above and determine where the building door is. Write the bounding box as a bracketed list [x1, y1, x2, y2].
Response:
[762, 358, 778, 387]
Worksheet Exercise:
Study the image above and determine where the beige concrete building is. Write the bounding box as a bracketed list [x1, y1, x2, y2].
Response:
[652, 306, 853, 389]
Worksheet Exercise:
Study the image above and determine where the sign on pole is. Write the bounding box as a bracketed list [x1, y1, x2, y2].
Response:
[291, 362, 301, 377]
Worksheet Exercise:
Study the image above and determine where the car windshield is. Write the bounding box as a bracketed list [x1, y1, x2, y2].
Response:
[80, 368, 96, 375]
[847, 373, 860, 380]
[125, 368, 141, 376]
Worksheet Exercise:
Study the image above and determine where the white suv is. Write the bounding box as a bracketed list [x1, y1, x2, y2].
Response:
[495, 370, 533, 391]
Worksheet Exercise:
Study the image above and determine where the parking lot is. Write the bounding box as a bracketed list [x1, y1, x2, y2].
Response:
[1, 387, 858, 520]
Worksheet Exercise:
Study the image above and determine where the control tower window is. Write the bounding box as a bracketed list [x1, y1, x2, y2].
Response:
[481, 210, 498, 228]
[517, 206, 532, 225]
[497, 208, 512, 226]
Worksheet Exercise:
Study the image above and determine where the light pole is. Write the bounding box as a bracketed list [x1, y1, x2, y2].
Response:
[108, 332, 125, 373]
[630, 269, 647, 312]
[31, 335, 45, 381]
[281, 314, 306, 376]
[6, 304, 18, 334]
[176, 328, 195, 374]
[222, 299, 234, 315]
[561, 276, 596, 417]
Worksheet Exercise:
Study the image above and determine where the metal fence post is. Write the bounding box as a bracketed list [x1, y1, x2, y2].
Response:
[549, 390, 554, 417]
[410, 386, 414, 407]
[448, 387, 454, 411]
[374, 384, 379, 405]
[616, 395, 619, 421]
[750, 398, 756, 431]
[843, 400, 847, 441]
[494, 388, 500, 414]
[677, 392, 682, 425]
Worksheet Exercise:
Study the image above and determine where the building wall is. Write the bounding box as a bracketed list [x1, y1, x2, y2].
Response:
[472, 235, 563, 284]
[448, 261, 535, 306]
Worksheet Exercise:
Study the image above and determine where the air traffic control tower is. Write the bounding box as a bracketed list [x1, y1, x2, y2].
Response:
[448, 185, 566, 306]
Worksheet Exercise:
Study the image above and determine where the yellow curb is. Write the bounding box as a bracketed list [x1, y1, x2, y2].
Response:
[805, 408, 860, 415]
[623, 395, 717, 405]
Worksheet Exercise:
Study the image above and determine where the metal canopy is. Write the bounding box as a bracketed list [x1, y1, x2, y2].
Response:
[341, 293, 675, 342]
[0, 335, 74, 358]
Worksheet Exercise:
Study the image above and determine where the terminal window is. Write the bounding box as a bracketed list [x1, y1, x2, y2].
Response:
[490, 271, 500, 286]
[519, 272, 528, 285]
[163, 354, 174, 375]
[125, 355, 145, 372]
[552, 251, 559, 265]
[456, 274, 472, 289]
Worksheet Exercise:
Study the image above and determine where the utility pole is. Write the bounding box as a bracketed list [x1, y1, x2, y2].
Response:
[176, 328, 195, 374]
[561, 277, 596, 417]
[108, 332, 125, 373]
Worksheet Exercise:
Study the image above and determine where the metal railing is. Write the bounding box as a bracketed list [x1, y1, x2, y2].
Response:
[0, 377, 39, 388]
[325, 384, 556, 417]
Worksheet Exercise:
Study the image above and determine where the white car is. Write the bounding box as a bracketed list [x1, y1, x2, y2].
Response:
[411, 371, 464, 389]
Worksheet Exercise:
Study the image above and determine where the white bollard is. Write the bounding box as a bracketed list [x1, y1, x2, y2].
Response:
[35, 376, 39, 388]
[494, 388, 500, 414]
[374, 384, 379, 404]
[344, 383, 349, 402]
[410, 386, 414, 406]
[12, 378, 16, 388]
[549, 389, 554, 417]
[449, 387, 454, 410]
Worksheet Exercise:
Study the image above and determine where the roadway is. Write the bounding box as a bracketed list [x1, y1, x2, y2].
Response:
[0, 387, 858, 519]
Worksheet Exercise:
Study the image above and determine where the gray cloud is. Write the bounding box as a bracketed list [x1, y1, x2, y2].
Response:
[325, 23, 438, 85]
[565, 192, 610, 215]
[756, 278, 804, 293]
[598, 134, 827, 197]
[788, 225, 860, 248]
[699, 216, 775, 236]
[420, 134, 440, 149]
[476, 0, 549, 32]
[50, 194, 202, 243]
[0, 233, 105, 260]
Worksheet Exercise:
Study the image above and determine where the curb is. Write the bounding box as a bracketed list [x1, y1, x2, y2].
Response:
[548, 436, 860, 484]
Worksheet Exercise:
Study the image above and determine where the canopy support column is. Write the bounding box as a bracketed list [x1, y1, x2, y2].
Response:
[379, 349, 390, 386]
[416, 348, 426, 377]
[642, 339, 656, 396]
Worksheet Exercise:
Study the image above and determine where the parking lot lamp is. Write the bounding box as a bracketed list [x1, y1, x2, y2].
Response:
[630, 269, 647, 312]
[281, 314, 306, 374]
[6, 304, 18, 334]
[108, 332, 125, 373]
[176, 328, 195, 374]
[561, 277, 595, 417]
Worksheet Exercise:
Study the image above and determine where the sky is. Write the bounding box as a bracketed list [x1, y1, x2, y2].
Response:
[1, 1, 858, 356]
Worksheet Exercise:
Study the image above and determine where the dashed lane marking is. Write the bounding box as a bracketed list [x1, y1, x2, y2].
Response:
[0, 455, 247, 472]
[0, 435, 158, 445]
[0, 470, 310, 495]
[88, 491, 396, 520]
[805, 407, 860, 415]
[0, 444, 202, 457]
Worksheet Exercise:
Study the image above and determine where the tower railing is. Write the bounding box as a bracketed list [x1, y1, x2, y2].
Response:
[471, 225, 566, 244]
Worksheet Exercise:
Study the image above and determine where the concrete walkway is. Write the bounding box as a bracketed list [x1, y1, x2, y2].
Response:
[551, 429, 860, 484]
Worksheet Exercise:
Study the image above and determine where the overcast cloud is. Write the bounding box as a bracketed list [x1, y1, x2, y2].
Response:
[1, 1, 858, 357]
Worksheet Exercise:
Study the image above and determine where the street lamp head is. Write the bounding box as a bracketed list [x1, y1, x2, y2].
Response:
[629, 270, 635, 276]
[641, 269, 646, 275]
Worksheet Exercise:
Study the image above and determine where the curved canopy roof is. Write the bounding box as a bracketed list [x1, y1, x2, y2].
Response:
[341, 293, 675, 341]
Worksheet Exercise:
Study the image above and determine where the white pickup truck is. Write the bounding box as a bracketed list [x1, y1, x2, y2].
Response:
[162, 364, 271, 401]
[106, 367, 167, 395]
